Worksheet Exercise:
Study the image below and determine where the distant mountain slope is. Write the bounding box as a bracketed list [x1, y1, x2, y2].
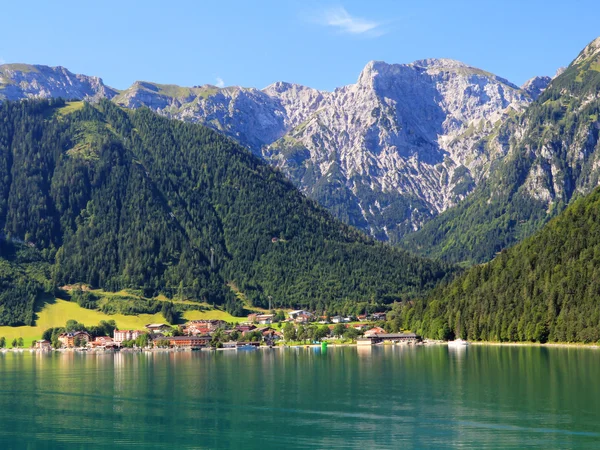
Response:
[0, 64, 117, 101]
[0, 59, 534, 242]
[403, 37, 600, 265]
[400, 186, 600, 343]
[0, 99, 453, 324]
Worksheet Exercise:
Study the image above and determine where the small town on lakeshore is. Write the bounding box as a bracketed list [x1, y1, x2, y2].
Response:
[0, 309, 426, 353]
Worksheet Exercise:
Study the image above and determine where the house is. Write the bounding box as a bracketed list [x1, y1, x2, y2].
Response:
[58, 331, 90, 348]
[371, 312, 387, 321]
[145, 323, 172, 333]
[113, 330, 145, 343]
[331, 316, 343, 324]
[364, 327, 387, 337]
[353, 323, 370, 331]
[160, 335, 211, 348]
[235, 324, 257, 334]
[248, 314, 274, 325]
[294, 313, 313, 324]
[35, 340, 52, 350]
[357, 314, 367, 321]
[183, 324, 211, 336]
[288, 310, 313, 320]
[185, 320, 226, 332]
[90, 336, 117, 348]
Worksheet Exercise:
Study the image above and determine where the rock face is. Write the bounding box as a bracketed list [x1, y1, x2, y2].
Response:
[402, 36, 600, 264]
[0, 59, 534, 241]
[0, 64, 117, 101]
[264, 59, 532, 241]
[521, 76, 551, 100]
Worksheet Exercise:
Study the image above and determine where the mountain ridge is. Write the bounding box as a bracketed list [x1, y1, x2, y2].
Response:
[0, 57, 539, 241]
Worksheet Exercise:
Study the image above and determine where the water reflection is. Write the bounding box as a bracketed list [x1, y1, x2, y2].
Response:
[0, 346, 597, 448]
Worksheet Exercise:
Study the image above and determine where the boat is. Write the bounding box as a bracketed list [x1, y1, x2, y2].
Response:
[237, 344, 258, 351]
[447, 339, 469, 347]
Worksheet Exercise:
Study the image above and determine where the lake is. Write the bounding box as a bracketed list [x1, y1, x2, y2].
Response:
[0, 345, 598, 449]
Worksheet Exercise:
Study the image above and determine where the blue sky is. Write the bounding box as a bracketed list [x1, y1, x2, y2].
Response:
[1, 0, 598, 91]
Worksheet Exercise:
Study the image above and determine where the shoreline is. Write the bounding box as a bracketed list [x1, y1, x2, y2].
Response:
[2, 340, 599, 354]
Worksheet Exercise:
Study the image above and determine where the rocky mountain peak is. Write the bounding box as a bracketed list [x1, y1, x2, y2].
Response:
[521, 75, 552, 100]
[572, 36, 600, 65]
[412, 58, 469, 69]
[0, 63, 116, 101]
[0, 58, 534, 243]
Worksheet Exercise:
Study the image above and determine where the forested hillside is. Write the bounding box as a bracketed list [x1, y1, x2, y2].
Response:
[398, 188, 600, 343]
[0, 99, 453, 324]
[0, 241, 52, 325]
[402, 37, 600, 265]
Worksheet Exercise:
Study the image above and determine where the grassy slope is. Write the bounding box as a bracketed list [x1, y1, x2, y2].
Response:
[0, 299, 243, 347]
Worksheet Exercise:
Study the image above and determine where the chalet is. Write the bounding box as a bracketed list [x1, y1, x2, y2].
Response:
[353, 323, 370, 331]
[35, 340, 52, 350]
[371, 312, 387, 321]
[113, 330, 145, 343]
[58, 331, 91, 348]
[161, 335, 211, 348]
[145, 323, 172, 333]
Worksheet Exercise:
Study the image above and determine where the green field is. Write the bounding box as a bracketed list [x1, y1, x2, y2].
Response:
[0, 299, 243, 347]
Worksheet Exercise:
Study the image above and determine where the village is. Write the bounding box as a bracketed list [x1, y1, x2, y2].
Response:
[30, 310, 421, 352]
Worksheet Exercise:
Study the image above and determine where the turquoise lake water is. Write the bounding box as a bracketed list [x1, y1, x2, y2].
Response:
[0, 345, 598, 449]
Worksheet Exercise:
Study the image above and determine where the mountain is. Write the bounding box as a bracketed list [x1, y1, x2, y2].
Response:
[264, 59, 531, 241]
[397, 186, 600, 343]
[0, 99, 453, 325]
[0, 63, 117, 101]
[403, 37, 600, 265]
[0, 59, 534, 242]
[521, 75, 551, 100]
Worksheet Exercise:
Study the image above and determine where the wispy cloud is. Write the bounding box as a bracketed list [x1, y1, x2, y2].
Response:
[315, 6, 386, 37]
[0, 57, 5, 65]
[215, 77, 225, 88]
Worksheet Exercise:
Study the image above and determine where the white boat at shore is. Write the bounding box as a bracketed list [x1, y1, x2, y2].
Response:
[447, 339, 470, 347]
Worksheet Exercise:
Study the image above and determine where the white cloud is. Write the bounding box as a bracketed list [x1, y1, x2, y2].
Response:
[215, 77, 225, 88]
[316, 6, 385, 37]
[0, 57, 5, 65]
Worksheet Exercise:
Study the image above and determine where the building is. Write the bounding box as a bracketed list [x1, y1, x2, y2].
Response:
[113, 330, 145, 343]
[35, 340, 52, 350]
[160, 335, 211, 348]
[358, 333, 420, 345]
[90, 336, 117, 349]
[364, 327, 387, 337]
[145, 323, 172, 333]
[371, 312, 387, 321]
[58, 331, 90, 348]
[247, 314, 274, 325]
[288, 310, 313, 320]
[235, 324, 257, 334]
[185, 320, 226, 332]
[294, 313, 313, 324]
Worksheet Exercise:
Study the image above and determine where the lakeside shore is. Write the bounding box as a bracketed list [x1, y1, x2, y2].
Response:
[2, 340, 599, 354]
